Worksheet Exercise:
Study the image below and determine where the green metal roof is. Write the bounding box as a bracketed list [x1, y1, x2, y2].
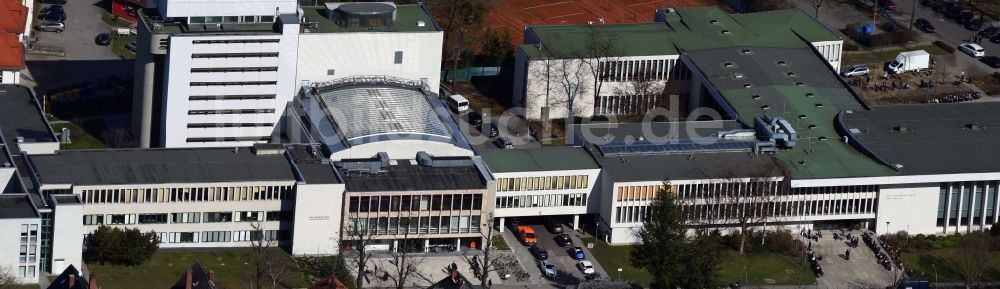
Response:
[685, 46, 896, 179]
[481, 147, 600, 173]
[300, 5, 439, 33]
[522, 7, 840, 58]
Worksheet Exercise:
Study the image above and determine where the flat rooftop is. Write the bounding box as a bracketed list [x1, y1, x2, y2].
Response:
[480, 147, 599, 173]
[30, 148, 296, 186]
[138, 10, 283, 36]
[300, 5, 439, 33]
[0, 194, 37, 219]
[602, 152, 780, 182]
[846, 102, 1000, 176]
[569, 120, 744, 144]
[686, 46, 894, 180]
[0, 84, 56, 147]
[338, 161, 485, 192]
[522, 7, 839, 58]
[286, 144, 341, 184]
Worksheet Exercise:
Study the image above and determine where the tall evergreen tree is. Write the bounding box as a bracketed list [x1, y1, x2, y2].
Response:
[631, 184, 687, 289]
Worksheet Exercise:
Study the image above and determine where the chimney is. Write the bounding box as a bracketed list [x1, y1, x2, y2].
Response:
[185, 269, 193, 289]
[208, 270, 216, 283]
[89, 272, 97, 289]
[69, 275, 76, 288]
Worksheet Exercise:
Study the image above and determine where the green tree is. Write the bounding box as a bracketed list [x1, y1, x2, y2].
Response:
[631, 183, 687, 289]
[481, 28, 514, 67]
[675, 230, 724, 289]
[86, 225, 159, 266]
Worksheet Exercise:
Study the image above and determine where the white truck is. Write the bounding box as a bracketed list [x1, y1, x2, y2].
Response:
[886, 50, 930, 74]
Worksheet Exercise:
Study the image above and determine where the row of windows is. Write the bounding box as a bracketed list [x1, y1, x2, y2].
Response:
[347, 194, 483, 213]
[187, 123, 274, 128]
[937, 181, 1000, 228]
[191, 52, 279, 58]
[190, 67, 278, 73]
[84, 211, 292, 225]
[192, 38, 279, 44]
[188, 15, 275, 24]
[597, 59, 678, 82]
[347, 216, 481, 236]
[495, 193, 587, 209]
[616, 185, 666, 202]
[188, 109, 276, 115]
[154, 230, 287, 243]
[615, 197, 879, 224]
[594, 94, 671, 117]
[189, 94, 276, 100]
[497, 175, 589, 192]
[189, 81, 277, 86]
[187, 136, 271, 142]
[17, 266, 35, 278]
[19, 244, 37, 263]
[80, 186, 294, 204]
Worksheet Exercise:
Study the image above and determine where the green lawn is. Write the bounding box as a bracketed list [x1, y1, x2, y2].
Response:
[902, 248, 1000, 282]
[50, 122, 106, 150]
[842, 44, 949, 66]
[110, 34, 137, 59]
[718, 251, 815, 286]
[583, 237, 815, 287]
[88, 250, 309, 289]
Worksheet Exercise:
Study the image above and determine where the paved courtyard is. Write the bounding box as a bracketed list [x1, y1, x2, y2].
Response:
[806, 230, 899, 289]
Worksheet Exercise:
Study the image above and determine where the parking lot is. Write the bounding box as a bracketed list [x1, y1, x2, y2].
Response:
[450, 108, 542, 152]
[501, 217, 609, 286]
[30, 0, 124, 61]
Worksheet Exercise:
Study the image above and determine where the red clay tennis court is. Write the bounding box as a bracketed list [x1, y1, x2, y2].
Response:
[487, 0, 724, 44]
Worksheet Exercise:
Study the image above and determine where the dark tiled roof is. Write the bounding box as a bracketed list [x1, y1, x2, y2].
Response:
[339, 161, 485, 192]
[170, 262, 218, 289]
[46, 265, 89, 289]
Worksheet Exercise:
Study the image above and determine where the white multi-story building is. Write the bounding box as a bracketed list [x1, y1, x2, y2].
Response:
[513, 7, 843, 120]
[132, 1, 442, 149]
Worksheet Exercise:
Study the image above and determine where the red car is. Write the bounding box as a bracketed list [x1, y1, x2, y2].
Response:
[878, 0, 896, 10]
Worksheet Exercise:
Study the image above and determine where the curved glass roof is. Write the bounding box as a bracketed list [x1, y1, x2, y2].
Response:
[316, 83, 451, 141]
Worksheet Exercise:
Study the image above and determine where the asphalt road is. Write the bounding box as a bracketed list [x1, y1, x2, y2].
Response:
[31, 0, 122, 61]
[873, 0, 999, 73]
[450, 109, 542, 152]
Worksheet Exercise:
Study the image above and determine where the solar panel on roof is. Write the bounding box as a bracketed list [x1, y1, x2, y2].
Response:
[596, 139, 755, 156]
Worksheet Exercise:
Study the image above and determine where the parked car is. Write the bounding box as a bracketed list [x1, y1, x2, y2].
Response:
[95, 33, 112, 46]
[487, 123, 499, 137]
[40, 10, 66, 22]
[877, 0, 896, 10]
[957, 11, 975, 24]
[965, 18, 985, 31]
[841, 64, 870, 77]
[34, 22, 65, 33]
[507, 217, 520, 230]
[945, 5, 964, 18]
[466, 111, 482, 127]
[529, 246, 549, 260]
[959, 43, 985, 57]
[544, 219, 563, 234]
[539, 260, 557, 278]
[126, 41, 138, 53]
[990, 34, 1000, 44]
[914, 18, 935, 33]
[881, 22, 900, 32]
[570, 247, 586, 260]
[981, 56, 1000, 68]
[495, 136, 513, 149]
[41, 4, 63, 14]
[554, 234, 573, 247]
[979, 27, 999, 38]
[577, 260, 596, 275]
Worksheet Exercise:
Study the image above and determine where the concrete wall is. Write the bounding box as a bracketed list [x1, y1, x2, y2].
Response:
[0, 217, 41, 284]
[51, 198, 83, 275]
[875, 183, 940, 236]
[295, 31, 443, 95]
[159, 0, 297, 18]
[160, 24, 299, 148]
[291, 182, 344, 256]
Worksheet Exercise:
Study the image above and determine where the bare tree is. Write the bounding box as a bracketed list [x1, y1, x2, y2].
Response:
[749, 0, 795, 12]
[578, 28, 622, 118]
[702, 162, 786, 255]
[344, 214, 379, 289]
[0, 266, 16, 289]
[431, 0, 488, 86]
[244, 221, 292, 289]
[459, 213, 522, 287]
[949, 231, 993, 289]
[809, 0, 826, 18]
[377, 219, 426, 289]
[611, 75, 667, 121]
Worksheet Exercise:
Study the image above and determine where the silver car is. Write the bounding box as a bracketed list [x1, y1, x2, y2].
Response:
[34, 22, 65, 33]
[841, 64, 869, 77]
[539, 260, 556, 277]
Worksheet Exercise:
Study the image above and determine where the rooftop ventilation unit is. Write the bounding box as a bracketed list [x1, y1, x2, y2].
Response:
[754, 116, 797, 149]
[710, 19, 719, 24]
[966, 123, 985, 131]
[416, 20, 426, 27]
[415, 151, 474, 167]
[334, 152, 391, 174]
[326, 2, 397, 30]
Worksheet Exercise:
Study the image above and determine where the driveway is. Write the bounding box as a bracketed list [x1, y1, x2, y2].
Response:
[886, 0, 1000, 73]
[451, 109, 542, 152]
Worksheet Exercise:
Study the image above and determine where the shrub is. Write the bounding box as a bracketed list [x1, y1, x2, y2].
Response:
[295, 255, 356, 289]
[933, 40, 956, 53]
[85, 225, 159, 266]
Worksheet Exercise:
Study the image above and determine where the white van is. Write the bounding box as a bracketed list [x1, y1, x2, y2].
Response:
[447, 94, 470, 113]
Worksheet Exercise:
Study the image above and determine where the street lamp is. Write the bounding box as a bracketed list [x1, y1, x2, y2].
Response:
[886, 221, 891, 235]
[617, 268, 623, 280]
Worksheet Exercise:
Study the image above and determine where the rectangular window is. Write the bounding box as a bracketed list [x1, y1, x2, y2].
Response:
[83, 215, 104, 225]
[170, 232, 196, 243]
[171, 212, 201, 223]
[394, 51, 403, 64]
[204, 212, 233, 223]
[108, 214, 135, 225]
[431, 195, 442, 210]
[259, 15, 275, 22]
[442, 194, 452, 210]
[202, 231, 231, 242]
[237, 211, 261, 222]
[138, 213, 168, 224]
[401, 196, 411, 211]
